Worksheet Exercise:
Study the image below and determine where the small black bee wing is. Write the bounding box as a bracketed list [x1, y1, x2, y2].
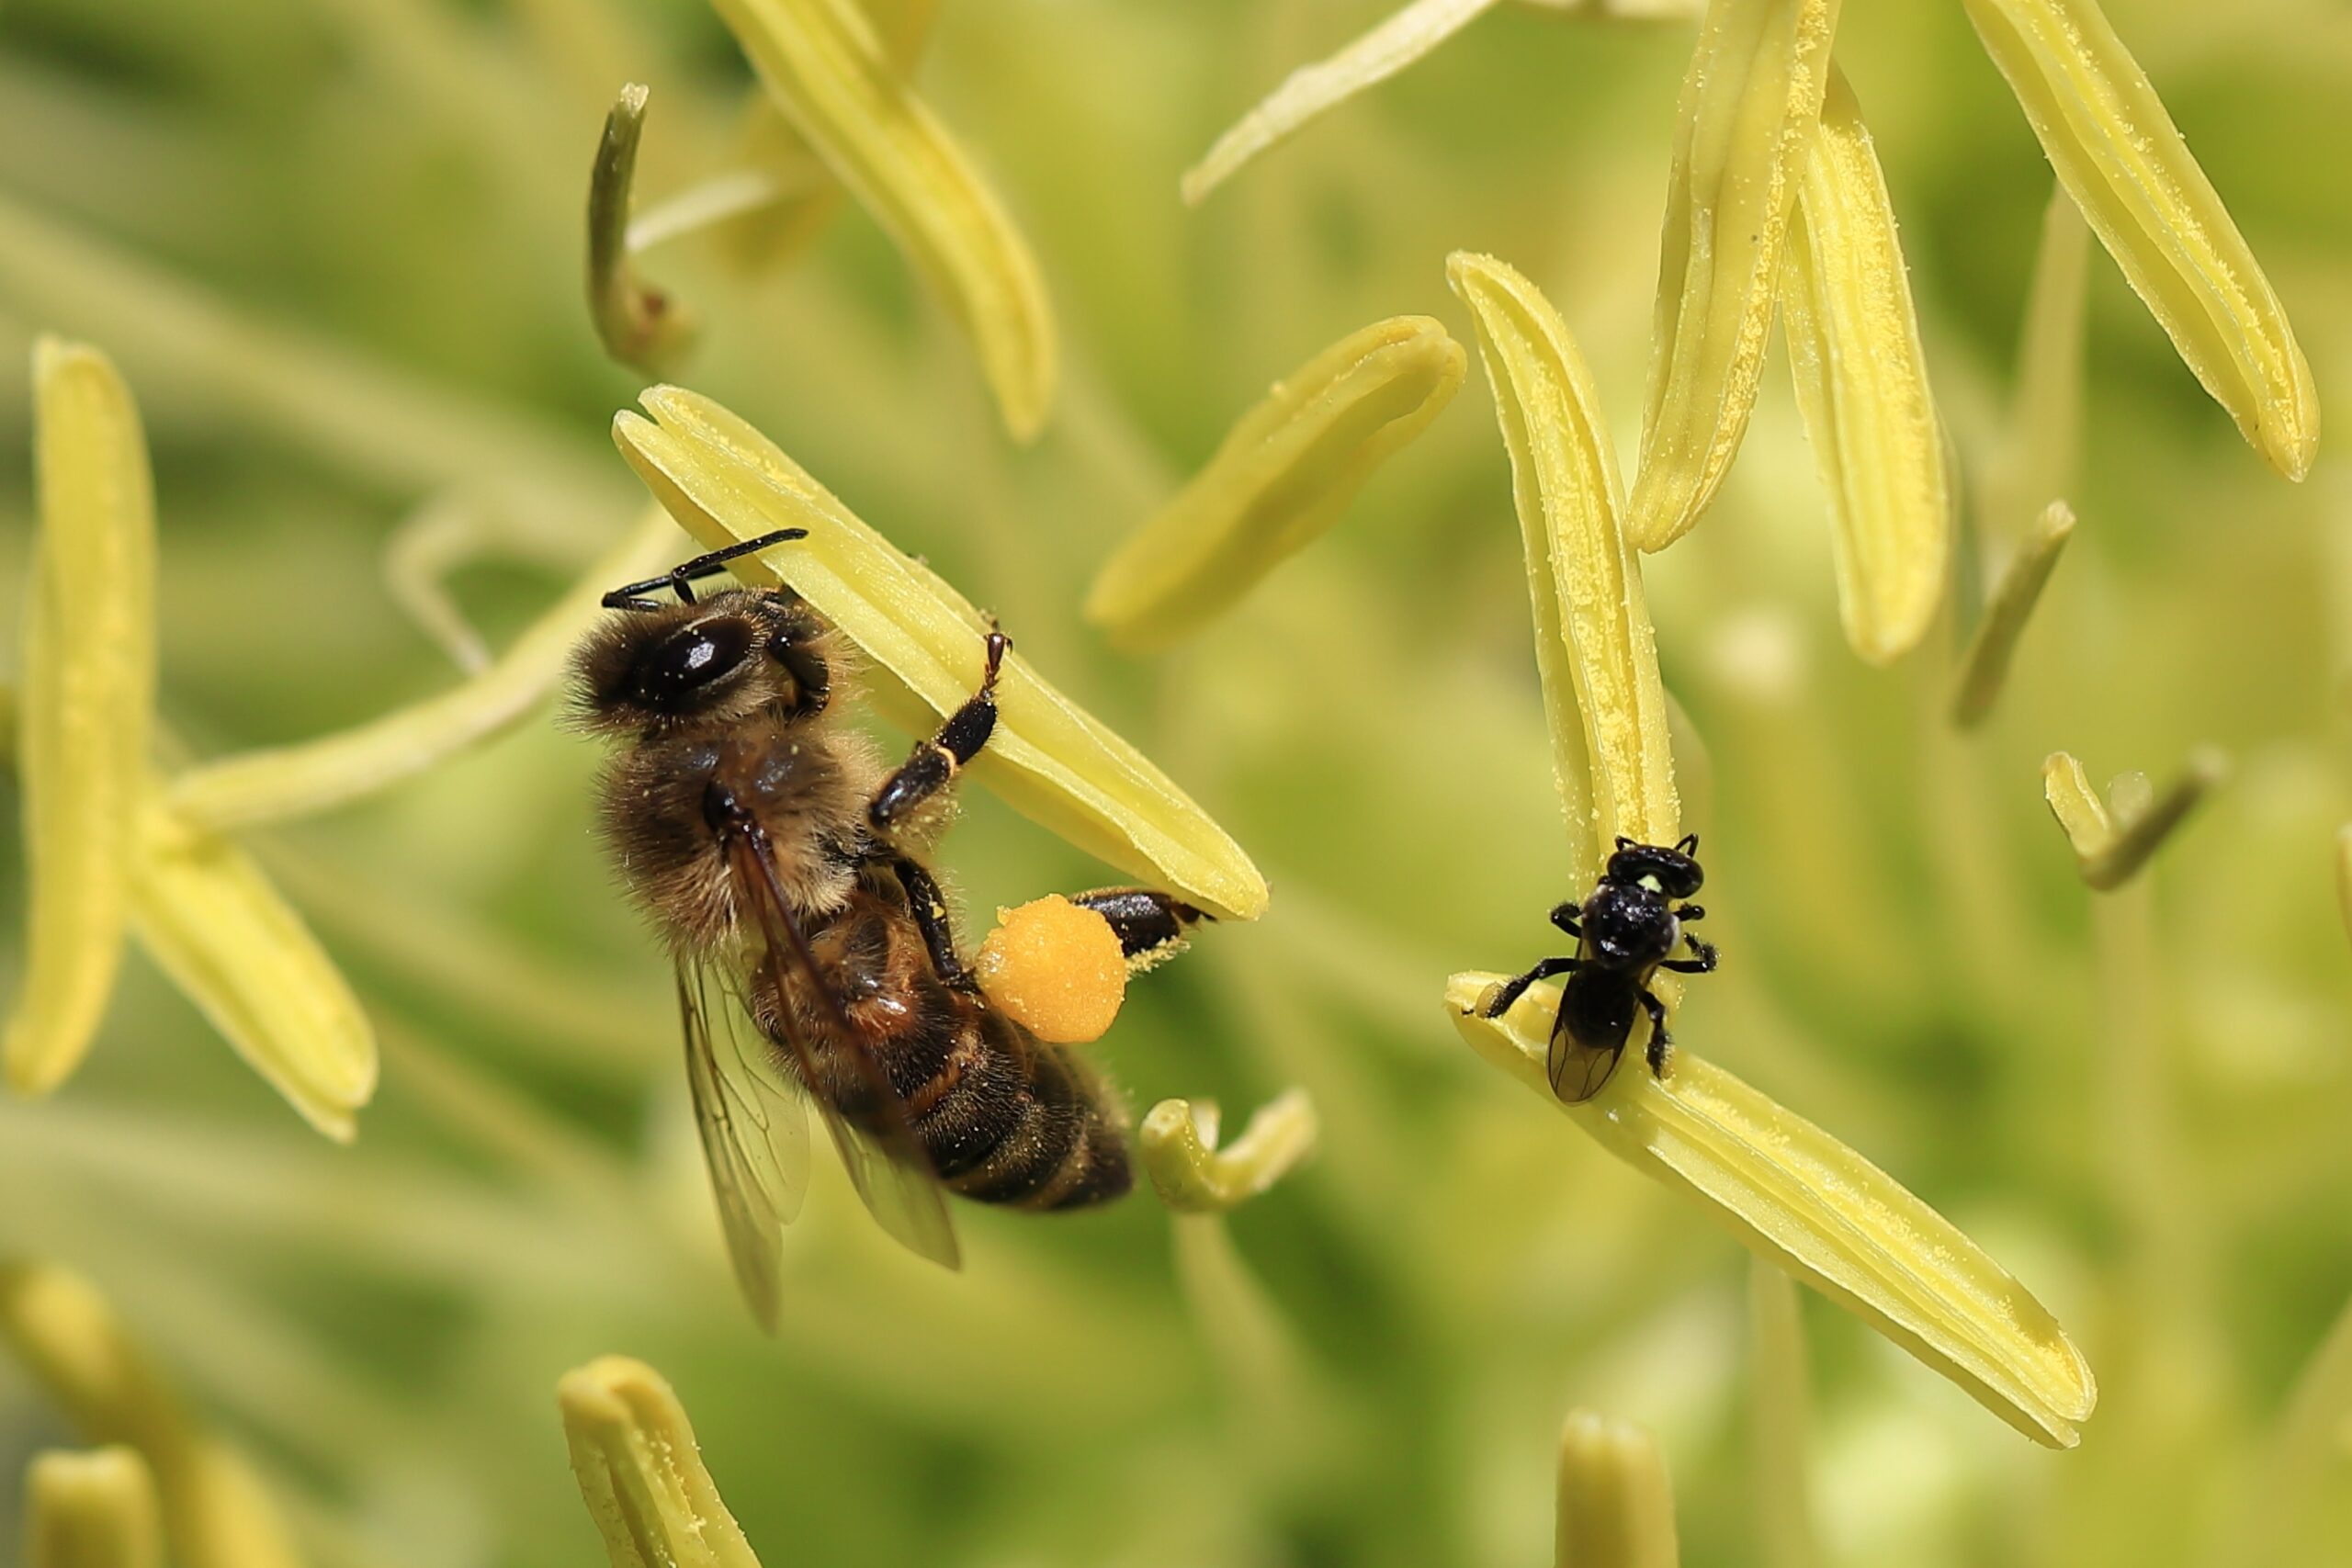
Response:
[1547, 1031, 1626, 1105]
[725, 835, 963, 1272]
[679, 957, 811, 1332]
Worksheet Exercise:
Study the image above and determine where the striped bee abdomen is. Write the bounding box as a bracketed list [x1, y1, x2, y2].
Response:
[898, 1003, 1130, 1211]
[809, 893, 1132, 1213]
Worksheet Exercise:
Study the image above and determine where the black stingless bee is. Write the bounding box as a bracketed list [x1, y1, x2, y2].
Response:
[1477, 834, 1718, 1102]
[572, 527, 1201, 1324]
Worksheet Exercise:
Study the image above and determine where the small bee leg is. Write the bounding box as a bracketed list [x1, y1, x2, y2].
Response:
[1479, 956, 1579, 1019]
[867, 627, 1012, 839]
[1547, 900, 1583, 938]
[1676, 903, 1705, 923]
[1065, 887, 1208, 973]
[889, 856, 975, 990]
[1639, 988, 1672, 1075]
[1661, 933, 1718, 974]
[599, 526, 808, 609]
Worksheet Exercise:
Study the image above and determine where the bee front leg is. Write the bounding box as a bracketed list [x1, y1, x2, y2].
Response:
[1479, 955, 1579, 1019]
[868, 626, 1011, 840]
[1660, 933, 1718, 974]
[1065, 887, 1208, 973]
[1639, 988, 1672, 1075]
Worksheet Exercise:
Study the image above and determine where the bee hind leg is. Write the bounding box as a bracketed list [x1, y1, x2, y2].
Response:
[1065, 887, 1208, 974]
[868, 626, 1012, 840]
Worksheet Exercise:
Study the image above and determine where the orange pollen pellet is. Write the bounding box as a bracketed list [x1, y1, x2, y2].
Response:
[974, 896, 1128, 1044]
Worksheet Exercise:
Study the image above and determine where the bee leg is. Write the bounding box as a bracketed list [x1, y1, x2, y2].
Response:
[868, 626, 1012, 839]
[1675, 903, 1705, 923]
[888, 856, 976, 990]
[1547, 901, 1583, 939]
[1639, 988, 1672, 1075]
[1479, 956, 1578, 1019]
[1660, 934, 1718, 974]
[1066, 887, 1208, 973]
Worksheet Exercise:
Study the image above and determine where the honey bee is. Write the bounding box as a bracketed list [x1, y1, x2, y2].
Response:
[573, 529, 1202, 1322]
[1478, 835, 1718, 1102]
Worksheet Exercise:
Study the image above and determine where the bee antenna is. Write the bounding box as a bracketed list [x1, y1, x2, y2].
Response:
[600, 527, 809, 610]
[1677, 833, 1699, 855]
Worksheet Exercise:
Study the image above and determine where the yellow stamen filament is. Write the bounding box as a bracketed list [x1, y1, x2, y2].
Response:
[2336, 825, 2352, 951]
[586, 84, 697, 377]
[1181, 0, 1698, 205]
[1779, 67, 1951, 665]
[701, 0, 937, 271]
[1961, 0, 2319, 479]
[559, 1357, 763, 1568]
[1993, 186, 2092, 542]
[1951, 499, 2076, 728]
[1747, 1260, 1819, 1568]
[613, 384, 1270, 919]
[1182, 0, 1507, 208]
[1450, 975, 2098, 1448]
[6, 340, 155, 1099]
[1629, 0, 1844, 553]
[130, 800, 378, 1143]
[2041, 749, 2228, 891]
[1085, 315, 1465, 650]
[1449, 252, 1678, 886]
[24, 1448, 165, 1568]
[1555, 1411, 1680, 1568]
[1139, 1092, 1318, 1214]
[166, 508, 679, 831]
[707, 0, 1057, 440]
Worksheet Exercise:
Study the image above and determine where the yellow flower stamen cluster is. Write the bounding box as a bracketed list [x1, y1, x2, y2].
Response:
[0, 1264, 305, 1568]
[1443, 254, 2096, 1447]
[1187, 0, 2315, 667]
[1, 338, 684, 1141]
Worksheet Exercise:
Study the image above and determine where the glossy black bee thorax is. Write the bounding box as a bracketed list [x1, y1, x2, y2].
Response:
[1478, 834, 1719, 1103]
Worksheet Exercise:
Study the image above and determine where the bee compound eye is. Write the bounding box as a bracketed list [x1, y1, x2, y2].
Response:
[636, 616, 756, 705]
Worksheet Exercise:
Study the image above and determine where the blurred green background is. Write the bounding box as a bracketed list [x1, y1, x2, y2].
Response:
[2, 1, 2350, 1565]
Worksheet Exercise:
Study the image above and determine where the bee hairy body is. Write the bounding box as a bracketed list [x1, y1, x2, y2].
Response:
[578, 574, 1130, 1235]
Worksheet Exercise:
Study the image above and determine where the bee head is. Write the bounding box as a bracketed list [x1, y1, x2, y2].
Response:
[572, 589, 833, 735]
[1603, 834, 1704, 900]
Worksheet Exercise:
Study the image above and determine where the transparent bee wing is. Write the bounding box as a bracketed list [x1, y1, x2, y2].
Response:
[725, 836, 962, 1272]
[678, 957, 811, 1332]
[1548, 1030, 1626, 1106]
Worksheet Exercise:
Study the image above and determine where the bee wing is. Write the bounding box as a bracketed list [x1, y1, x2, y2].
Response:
[679, 957, 811, 1332]
[1547, 1030, 1625, 1106]
[725, 835, 962, 1272]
